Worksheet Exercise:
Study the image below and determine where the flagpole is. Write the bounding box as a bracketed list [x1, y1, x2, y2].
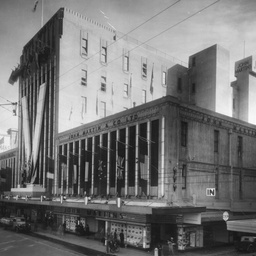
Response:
[41, 0, 44, 28]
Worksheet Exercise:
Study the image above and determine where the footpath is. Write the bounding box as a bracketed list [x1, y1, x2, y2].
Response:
[31, 224, 236, 256]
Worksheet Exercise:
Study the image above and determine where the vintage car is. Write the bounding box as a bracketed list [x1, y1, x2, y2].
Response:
[235, 236, 256, 252]
[0, 217, 31, 232]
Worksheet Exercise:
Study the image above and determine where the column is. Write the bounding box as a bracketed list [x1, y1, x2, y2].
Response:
[91, 136, 95, 195]
[66, 143, 70, 195]
[78, 139, 81, 195]
[125, 127, 129, 196]
[115, 130, 119, 195]
[147, 121, 151, 196]
[107, 132, 110, 195]
[135, 124, 139, 196]
[160, 116, 165, 197]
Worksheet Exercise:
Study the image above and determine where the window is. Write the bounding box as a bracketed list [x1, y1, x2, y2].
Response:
[162, 71, 167, 86]
[123, 83, 128, 98]
[214, 130, 219, 153]
[238, 136, 243, 158]
[177, 77, 182, 93]
[100, 101, 106, 118]
[191, 83, 196, 94]
[81, 96, 87, 119]
[81, 69, 87, 86]
[215, 167, 219, 191]
[100, 39, 107, 63]
[142, 57, 147, 79]
[81, 31, 88, 57]
[182, 164, 187, 189]
[101, 76, 106, 92]
[123, 50, 129, 72]
[142, 90, 146, 104]
[181, 121, 188, 147]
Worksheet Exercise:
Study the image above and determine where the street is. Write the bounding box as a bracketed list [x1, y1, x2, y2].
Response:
[0, 228, 103, 256]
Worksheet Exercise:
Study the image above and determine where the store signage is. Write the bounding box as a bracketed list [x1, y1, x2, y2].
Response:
[235, 57, 252, 75]
[206, 188, 215, 196]
[223, 211, 229, 222]
[66, 106, 160, 141]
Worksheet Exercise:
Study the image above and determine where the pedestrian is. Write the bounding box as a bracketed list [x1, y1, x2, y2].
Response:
[167, 237, 176, 255]
[114, 229, 117, 241]
[62, 221, 66, 234]
[119, 229, 125, 247]
[85, 223, 90, 235]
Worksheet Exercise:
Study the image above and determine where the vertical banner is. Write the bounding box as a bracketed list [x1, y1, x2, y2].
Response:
[85, 162, 89, 182]
[73, 165, 77, 184]
[30, 83, 47, 184]
[21, 96, 32, 164]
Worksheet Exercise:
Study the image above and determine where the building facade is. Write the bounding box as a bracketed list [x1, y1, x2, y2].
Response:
[2, 6, 256, 252]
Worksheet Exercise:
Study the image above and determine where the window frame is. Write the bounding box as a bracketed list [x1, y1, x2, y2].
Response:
[181, 121, 188, 147]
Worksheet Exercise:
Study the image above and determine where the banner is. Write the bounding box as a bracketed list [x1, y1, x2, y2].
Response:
[30, 83, 47, 183]
[21, 96, 32, 164]
[85, 162, 89, 182]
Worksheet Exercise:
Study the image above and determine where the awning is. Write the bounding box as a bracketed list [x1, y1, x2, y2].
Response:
[227, 219, 256, 234]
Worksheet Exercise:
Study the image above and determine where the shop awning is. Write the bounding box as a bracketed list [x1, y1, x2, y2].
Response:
[227, 219, 256, 234]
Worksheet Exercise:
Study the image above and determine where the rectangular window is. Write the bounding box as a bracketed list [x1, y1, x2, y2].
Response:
[81, 96, 87, 119]
[238, 136, 243, 158]
[123, 83, 128, 98]
[215, 167, 219, 191]
[123, 50, 129, 72]
[142, 57, 147, 79]
[100, 39, 107, 63]
[142, 90, 146, 104]
[214, 130, 219, 153]
[81, 30, 88, 57]
[162, 71, 167, 86]
[101, 76, 106, 92]
[182, 164, 187, 189]
[81, 69, 87, 86]
[100, 101, 106, 118]
[181, 121, 188, 147]
[177, 77, 182, 93]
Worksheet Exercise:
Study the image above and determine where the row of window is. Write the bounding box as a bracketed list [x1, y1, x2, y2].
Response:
[181, 121, 243, 156]
[80, 30, 167, 86]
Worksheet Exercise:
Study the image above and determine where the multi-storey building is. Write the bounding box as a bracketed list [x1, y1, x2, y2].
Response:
[1, 7, 256, 252]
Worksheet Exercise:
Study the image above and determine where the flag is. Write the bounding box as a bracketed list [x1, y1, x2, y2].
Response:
[0, 137, 4, 145]
[85, 162, 89, 182]
[150, 64, 154, 95]
[46, 172, 54, 179]
[73, 165, 77, 184]
[117, 156, 124, 180]
[139, 154, 148, 180]
[62, 163, 67, 180]
[33, 0, 39, 12]
[111, 82, 114, 108]
[98, 160, 106, 180]
[129, 73, 132, 97]
[69, 106, 73, 120]
[96, 92, 98, 115]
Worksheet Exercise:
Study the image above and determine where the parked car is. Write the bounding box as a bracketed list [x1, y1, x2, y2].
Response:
[235, 236, 256, 253]
[0, 217, 31, 232]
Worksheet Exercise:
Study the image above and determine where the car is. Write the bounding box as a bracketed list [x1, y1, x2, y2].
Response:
[0, 217, 31, 232]
[235, 236, 256, 253]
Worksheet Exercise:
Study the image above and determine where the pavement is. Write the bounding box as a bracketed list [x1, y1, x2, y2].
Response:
[30, 224, 236, 256]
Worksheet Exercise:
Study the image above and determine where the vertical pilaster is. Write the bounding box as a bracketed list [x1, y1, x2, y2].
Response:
[135, 124, 139, 196]
[160, 116, 165, 198]
[125, 127, 129, 196]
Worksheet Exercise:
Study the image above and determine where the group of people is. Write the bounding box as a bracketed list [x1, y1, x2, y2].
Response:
[104, 228, 125, 253]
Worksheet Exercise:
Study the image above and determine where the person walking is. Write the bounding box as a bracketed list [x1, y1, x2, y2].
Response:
[119, 229, 125, 247]
[167, 237, 176, 255]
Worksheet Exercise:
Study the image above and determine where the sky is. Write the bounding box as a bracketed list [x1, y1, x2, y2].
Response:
[0, 0, 256, 135]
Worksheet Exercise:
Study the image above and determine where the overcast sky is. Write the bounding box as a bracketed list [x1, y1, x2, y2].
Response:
[0, 0, 255, 134]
